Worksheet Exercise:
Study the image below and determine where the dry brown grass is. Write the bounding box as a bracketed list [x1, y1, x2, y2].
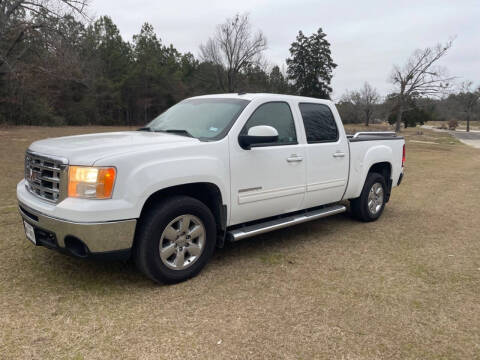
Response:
[1, 125, 479, 359]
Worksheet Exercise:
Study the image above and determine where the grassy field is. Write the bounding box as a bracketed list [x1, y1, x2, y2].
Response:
[1, 125, 479, 359]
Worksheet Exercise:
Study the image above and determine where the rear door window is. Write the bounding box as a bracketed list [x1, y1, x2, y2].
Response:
[299, 103, 338, 143]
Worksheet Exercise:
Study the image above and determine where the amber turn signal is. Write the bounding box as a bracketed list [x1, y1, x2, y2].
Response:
[68, 166, 116, 199]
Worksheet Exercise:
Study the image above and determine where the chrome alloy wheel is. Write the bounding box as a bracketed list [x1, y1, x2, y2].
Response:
[367, 182, 384, 215]
[159, 214, 206, 270]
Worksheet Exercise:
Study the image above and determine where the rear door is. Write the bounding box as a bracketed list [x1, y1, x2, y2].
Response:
[229, 101, 306, 225]
[297, 102, 349, 208]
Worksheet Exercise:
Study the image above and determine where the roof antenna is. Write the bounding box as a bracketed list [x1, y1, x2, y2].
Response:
[237, 90, 247, 95]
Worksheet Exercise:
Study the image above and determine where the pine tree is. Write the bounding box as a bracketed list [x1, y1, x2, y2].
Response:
[83, 16, 133, 125]
[286, 28, 337, 99]
[268, 66, 290, 94]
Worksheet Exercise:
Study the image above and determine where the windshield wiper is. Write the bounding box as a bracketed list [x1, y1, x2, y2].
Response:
[137, 127, 152, 131]
[154, 129, 194, 138]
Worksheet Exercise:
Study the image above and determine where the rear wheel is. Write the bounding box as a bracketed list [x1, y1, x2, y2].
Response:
[350, 172, 386, 222]
[134, 196, 216, 284]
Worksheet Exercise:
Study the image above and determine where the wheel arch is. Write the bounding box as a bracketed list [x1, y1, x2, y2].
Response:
[138, 182, 227, 247]
[367, 161, 392, 202]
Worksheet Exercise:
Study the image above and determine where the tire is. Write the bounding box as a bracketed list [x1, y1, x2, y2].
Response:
[350, 172, 387, 222]
[133, 196, 216, 284]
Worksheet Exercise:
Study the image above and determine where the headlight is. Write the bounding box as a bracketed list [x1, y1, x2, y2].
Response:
[68, 166, 116, 199]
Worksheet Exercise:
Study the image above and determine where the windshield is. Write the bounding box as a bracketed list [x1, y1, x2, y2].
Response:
[145, 98, 250, 140]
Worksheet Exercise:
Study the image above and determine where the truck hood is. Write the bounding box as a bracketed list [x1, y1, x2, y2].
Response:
[28, 131, 200, 165]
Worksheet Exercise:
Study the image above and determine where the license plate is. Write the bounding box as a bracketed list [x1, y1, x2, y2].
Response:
[24, 221, 36, 245]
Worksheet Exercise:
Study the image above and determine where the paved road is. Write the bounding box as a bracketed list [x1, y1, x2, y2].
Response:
[450, 130, 480, 149]
[452, 131, 480, 140]
[421, 125, 480, 149]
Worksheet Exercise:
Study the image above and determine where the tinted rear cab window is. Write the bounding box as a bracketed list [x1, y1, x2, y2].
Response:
[299, 103, 338, 143]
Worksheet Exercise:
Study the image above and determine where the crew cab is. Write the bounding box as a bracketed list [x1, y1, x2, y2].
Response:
[17, 93, 405, 283]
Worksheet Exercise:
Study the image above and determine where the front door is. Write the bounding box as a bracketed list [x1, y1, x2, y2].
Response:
[229, 101, 306, 225]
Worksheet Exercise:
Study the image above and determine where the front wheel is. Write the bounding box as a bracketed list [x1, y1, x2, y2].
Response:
[133, 196, 217, 284]
[350, 173, 386, 222]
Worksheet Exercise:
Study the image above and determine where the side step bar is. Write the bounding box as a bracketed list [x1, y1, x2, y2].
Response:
[227, 204, 346, 242]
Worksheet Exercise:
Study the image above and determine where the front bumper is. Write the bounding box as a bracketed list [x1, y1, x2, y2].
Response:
[18, 202, 136, 259]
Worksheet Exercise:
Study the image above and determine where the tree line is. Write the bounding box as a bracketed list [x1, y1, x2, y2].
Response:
[338, 80, 480, 130]
[0, 1, 478, 130]
[0, 2, 335, 126]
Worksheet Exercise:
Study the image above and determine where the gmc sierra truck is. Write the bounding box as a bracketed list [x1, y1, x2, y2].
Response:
[17, 93, 405, 283]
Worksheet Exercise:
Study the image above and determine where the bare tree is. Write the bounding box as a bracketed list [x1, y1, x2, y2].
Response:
[340, 82, 379, 126]
[390, 40, 455, 131]
[359, 82, 380, 126]
[340, 89, 362, 122]
[199, 13, 267, 92]
[456, 81, 479, 132]
[0, 0, 89, 76]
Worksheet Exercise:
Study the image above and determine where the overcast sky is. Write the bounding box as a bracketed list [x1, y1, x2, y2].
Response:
[90, 0, 479, 100]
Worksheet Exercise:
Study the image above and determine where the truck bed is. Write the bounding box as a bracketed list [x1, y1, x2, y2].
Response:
[343, 132, 405, 200]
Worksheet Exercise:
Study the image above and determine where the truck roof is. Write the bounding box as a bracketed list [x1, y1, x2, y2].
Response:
[190, 93, 334, 104]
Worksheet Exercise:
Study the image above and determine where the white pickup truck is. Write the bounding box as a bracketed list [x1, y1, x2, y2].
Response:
[17, 93, 405, 283]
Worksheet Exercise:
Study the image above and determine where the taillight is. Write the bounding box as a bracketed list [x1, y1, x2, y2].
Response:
[402, 144, 405, 167]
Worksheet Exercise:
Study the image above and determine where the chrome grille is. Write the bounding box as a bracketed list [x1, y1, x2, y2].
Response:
[25, 151, 68, 203]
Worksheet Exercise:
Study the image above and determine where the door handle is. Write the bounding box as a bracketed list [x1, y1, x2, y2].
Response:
[287, 155, 304, 162]
[332, 152, 345, 158]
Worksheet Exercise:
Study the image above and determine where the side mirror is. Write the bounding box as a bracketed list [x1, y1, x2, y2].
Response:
[238, 125, 279, 150]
